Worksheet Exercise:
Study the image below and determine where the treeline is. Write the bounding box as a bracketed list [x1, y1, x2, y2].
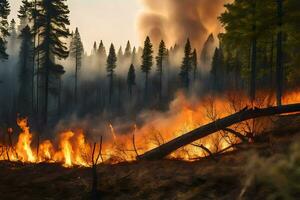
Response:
[213, 0, 300, 104]
[0, 0, 299, 131]
[0, 0, 214, 130]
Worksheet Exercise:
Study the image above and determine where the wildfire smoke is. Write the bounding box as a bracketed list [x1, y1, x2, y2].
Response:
[138, 0, 232, 50]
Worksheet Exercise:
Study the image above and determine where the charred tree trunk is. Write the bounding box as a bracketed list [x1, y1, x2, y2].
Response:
[138, 103, 300, 160]
[91, 137, 102, 200]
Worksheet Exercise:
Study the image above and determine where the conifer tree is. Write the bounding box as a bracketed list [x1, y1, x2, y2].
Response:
[127, 64, 136, 98]
[156, 40, 167, 101]
[219, 0, 273, 101]
[131, 46, 137, 65]
[179, 39, 192, 90]
[70, 27, 84, 105]
[35, 0, 70, 124]
[211, 48, 225, 91]
[97, 40, 107, 70]
[200, 34, 215, 66]
[141, 36, 153, 99]
[8, 19, 17, 53]
[107, 44, 117, 105]
[92, 41, 97, 55]
[18, 25, 34, 115]
[0, 0, 10, 60]
[98, 40, 106, 58]
[124, 41, 132, 59]
[117, 46, 124, 66]
[18, 0, 33, 32]
[191, 49, 198, 81]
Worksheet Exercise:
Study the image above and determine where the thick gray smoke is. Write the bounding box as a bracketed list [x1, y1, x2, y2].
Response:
[138, 0, 231, 50]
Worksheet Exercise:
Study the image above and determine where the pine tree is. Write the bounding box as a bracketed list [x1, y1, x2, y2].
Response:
[107, 44, 117, 105]
[219, 0, 274, 102]
[211, 48, 225, 91]
[156, 40, 167, 101]
[127, 64, 136, 98]
[117, 46, 124, 66]
[8, 19, 18, 53]
[180, 39, 192, 90]
[18, 0, 33, 32]
[124, 41, 132, 59]
[141, 36, 153, 99]
[191, 49, 198, 81]
[200, 34, 215, 66]
[97, 40, 106, 71]
[35, 0, 70, 124]
[18, 25, 34, 115]
[92, 41, 97, 55]
[98, 40, 106, 58]
[0, 0, 10, 60]
[70, 27, 84, 106]
[131, 46, 137, 66]
[18, 0, 35, 113]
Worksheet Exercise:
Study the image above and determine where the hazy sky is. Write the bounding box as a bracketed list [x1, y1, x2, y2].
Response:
[9, 0, 142, 53]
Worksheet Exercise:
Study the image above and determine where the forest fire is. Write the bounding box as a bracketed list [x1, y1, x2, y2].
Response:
[1, 90, 299, 168]
[1, 0, 299, 199]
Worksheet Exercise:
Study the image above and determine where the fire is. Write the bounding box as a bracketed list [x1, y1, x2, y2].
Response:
[0, 90, 299, 167]
[60, 131, 74, 167]
[109, 124, 117, 141]
[16, 118, 35, 162]
[39, 140, 53, 161]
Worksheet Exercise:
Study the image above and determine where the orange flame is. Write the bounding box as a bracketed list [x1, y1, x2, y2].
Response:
[16, 118, 35, 162]
[0, 90, 299, 167]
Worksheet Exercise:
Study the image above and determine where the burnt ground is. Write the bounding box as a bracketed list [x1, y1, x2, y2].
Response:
[0, 114, 300, 200]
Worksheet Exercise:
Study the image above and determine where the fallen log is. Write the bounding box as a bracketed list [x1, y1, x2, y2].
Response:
[138, 103, 300, 160]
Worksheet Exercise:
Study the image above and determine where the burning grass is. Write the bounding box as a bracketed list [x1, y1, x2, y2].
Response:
[0, 125, 299, 200]
[0, 90, 299, 167]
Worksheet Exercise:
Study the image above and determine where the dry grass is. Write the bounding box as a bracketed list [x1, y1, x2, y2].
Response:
[0, 115, 299, 200]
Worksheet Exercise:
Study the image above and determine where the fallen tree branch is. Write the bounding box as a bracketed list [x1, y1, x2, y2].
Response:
[138, 103, 300, 160]
[223, 128, 248, 142]
[132, 133, 139, 157]
[191, 143, 217, 162]
[91, 136, 103, 200]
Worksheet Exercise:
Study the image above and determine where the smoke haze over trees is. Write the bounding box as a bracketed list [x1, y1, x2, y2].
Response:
[0, 0, 299, 140]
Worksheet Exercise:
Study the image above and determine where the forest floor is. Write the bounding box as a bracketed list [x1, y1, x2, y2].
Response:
[0, 114, 299, 200]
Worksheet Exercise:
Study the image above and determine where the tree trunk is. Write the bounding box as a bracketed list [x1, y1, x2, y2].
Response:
[32, 0, 37, 115]
[159, 69, 162, 102]
[250, 1, 257, 102]
[144, 72, 149, 101]
[276, 0, 283, 106]
[108, 74, 113, 105]
[269, 36, 274, 88]
[74, 52, 78, 106]
[138, 103, 300, 160]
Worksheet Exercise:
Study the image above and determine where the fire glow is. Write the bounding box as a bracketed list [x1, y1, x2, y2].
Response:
[0, 91, 299, 167]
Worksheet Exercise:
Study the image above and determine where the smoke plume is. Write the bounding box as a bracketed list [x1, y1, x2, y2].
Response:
[138, 0, 231, 50]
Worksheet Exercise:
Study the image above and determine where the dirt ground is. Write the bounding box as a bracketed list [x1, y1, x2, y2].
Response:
[0, 115, 299, 200]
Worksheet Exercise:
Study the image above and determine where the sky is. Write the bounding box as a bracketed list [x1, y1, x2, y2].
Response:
[9, 0, 143, 54]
